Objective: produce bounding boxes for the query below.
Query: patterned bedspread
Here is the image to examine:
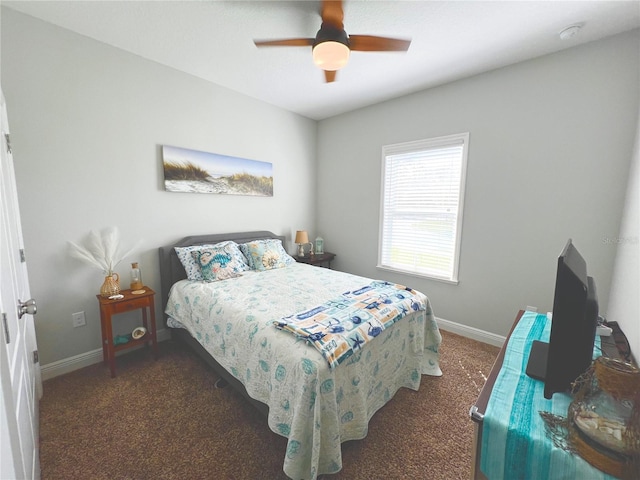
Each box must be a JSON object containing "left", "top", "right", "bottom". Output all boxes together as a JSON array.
[
  {"left": 276, "top": 281, "right": 426, "bottom": 368},
  {"left": 166, "top": 263, "right": 442, "bottom": 480}
]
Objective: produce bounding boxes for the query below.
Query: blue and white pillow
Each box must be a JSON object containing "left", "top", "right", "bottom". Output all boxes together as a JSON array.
[
  {"left": 239, "top": 239, "right": 295, "bottom": 271},
  {"left": 175, "top": 241, "right": 249, "bottom": 281}
]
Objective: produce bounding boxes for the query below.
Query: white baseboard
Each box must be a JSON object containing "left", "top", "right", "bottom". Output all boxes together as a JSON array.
[
  {"left": 436, "top": 316, "right": 505, "bottom": 348},
  {"left": 42, "top": 321, "right": 503, "bottom": 381},
  {"left": 41, "top": 328, "right": 171, "bottom": 381}
]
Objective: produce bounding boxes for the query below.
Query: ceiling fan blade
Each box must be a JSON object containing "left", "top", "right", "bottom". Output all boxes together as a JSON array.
[
  {"left": 254, "top": 38, "right": 315, "bottom": 47},
  {"left": 324, "top": 70, "right": 337, "bottom": 83},
  {"left": 321, "top": 0, "right": 344, "bottom": 29},
  {"left": 349, "top": 35, "right": 411, "bottom": 52}
]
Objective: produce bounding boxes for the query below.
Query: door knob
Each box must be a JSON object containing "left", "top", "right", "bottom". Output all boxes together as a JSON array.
[{"left": 18, "top": 299, "right": 37, "bottom": 319}]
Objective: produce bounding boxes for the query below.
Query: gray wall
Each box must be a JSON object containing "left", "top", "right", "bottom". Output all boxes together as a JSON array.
[
  {"left": 607, "top": 113, "right": 639, "bottom": 360},
  {"left": 317, "top": 29, "right": 640, "bottom": 337},
  {"left": 1, "top": 9, "right": 317, "bottom": 365}
]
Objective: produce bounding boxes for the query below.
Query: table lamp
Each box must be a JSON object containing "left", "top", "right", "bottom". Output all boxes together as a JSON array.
[{"left": 295, "top": 230, "right": 311, "bottom": 257}]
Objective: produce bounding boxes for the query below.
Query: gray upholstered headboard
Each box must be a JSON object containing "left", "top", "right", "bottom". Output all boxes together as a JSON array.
[{"left": 158, "top": 231, "right": 286, "bottom": 317}]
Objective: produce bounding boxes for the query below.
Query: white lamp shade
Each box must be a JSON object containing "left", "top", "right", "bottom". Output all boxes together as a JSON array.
[{"left": 312, "top": 41, "right": 350, "bottom": 71}]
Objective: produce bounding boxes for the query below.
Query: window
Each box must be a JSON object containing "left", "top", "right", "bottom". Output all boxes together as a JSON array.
[{"left": 378, "top": 133, "right": 469, "bottom": 283}]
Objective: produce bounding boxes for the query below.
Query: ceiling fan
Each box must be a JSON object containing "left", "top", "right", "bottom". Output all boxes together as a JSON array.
[{"left": 254, "top": 0, "right": 411, "bottom": 83}]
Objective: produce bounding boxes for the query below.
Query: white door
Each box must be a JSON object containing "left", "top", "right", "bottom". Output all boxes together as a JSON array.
[{"left": 0, "top": 87, "right": 41, "bottom": 480}]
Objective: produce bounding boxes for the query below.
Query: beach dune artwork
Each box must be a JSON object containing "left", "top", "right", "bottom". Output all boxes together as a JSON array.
[{"left": 162, "top": 145, "right": 273, "bottom": 197}]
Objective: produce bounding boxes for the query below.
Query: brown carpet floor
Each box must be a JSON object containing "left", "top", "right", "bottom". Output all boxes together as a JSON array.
[{"left": 39, "top": 330, "right": 499, "bottom": 480}]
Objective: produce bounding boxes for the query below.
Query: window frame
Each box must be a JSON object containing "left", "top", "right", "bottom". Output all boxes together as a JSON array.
[{"left": 377, "top": 132, "right": 470, "bottom": 284}]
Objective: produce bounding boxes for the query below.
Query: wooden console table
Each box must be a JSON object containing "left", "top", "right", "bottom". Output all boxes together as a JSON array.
[{"left": 470, "top": 310, "right": 629, "bottom": 480}]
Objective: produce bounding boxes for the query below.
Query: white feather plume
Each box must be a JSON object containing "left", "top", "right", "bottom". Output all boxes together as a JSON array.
[
  {"left": 68, "top": 227, "right": 139, "bottom": 274},
  {"left": 102, "top": 226, "right": 119, "bottom": 272},
  {"left": 68, "top": 240, "right": 109, "bottom": 271}
]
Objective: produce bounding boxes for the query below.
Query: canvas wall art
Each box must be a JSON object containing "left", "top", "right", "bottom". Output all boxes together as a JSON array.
[{"left": 162, "top": 145, "right": 273, "bottom": 197}]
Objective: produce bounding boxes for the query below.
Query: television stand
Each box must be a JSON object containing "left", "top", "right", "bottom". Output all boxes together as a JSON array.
[{"left": 470, "top": 310, "right": 632, "bottom": 480}]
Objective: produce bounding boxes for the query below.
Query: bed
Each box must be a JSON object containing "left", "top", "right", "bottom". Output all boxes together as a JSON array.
[{"left": 159, "top": 231, "right": 442, "bottom": 480}]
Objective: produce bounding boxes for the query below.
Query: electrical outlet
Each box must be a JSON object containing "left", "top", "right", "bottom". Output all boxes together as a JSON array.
[{"left": 72, "top": 311, "right": 86, "bottom": 327}]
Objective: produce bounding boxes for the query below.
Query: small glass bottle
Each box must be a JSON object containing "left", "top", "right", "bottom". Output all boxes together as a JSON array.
[
  {"left": 315, "top": 237, "right": 324, "bottom": 254},
  {"left": 130, "top": 262, "right": 143, "bottom": 290}
]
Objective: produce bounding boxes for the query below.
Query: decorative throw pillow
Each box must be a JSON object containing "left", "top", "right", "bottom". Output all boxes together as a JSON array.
[
  {"left": 175, "top": 241, "right": 248, "bottom": 280},
  {"left": 190, "top": 243, "right": 246, "bottom": 282},
  {"left": 239, "top": 239, "right": 295, "bottom": 271}
]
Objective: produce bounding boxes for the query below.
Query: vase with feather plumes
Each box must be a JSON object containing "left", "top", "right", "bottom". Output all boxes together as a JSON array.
[
  {"left": 100, "top": 272, "right": 120, "bottom": 298},
  {"left": 69, "top": 227, "right": 139, "bottom": 296}
]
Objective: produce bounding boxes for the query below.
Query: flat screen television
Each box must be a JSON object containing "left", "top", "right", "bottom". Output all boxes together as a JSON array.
[{"left": 525, "top": 239, "right": 599, "bottom": 399}]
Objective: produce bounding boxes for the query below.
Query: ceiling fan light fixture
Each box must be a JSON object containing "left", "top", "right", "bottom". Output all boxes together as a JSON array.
[
  {"left": 313, "top": 41, "right": 350, "bottom": 71},
  {"left": 313, "top": 25, "right": 350, "bottom": 71},
  {"left": 253, "top": 2, "right": 410, "bottom": 82}
]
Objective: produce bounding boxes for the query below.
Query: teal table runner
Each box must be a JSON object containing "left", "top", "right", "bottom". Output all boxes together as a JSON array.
[{"left": 480, "top": 310, "right": 615, "bottom": 479}]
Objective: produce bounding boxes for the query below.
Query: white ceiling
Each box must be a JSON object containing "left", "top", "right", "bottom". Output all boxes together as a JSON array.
[{"left": 4, "top": 1, "right": 639, "bottom": 120}]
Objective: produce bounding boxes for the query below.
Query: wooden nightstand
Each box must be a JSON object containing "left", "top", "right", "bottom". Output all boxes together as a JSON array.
[
  {"left": 96, "top": 287, "right": 158, "bottom": 378},
  {"left": 295, "top": 252, "right": 336, "bottom": 269}
]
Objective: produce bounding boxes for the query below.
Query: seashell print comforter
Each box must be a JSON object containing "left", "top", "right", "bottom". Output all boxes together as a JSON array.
[{"left": 166, "top": 263, "right": 442, "bottom": 480}]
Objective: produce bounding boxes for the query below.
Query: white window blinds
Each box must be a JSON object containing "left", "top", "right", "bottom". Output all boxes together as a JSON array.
[{"left": 378, "top": 133, "right": 469, "bottom": 283}]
